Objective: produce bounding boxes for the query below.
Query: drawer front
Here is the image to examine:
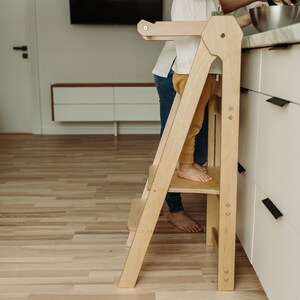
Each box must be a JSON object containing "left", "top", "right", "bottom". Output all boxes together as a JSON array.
[
  {"left": 241, "top": 49, "right": 262, "bottom": 92},
  {"left": 54, "top": 105, "right": 114, "bottom": 121},
  {"left": 114, "top": 87, "right": 158, "bottom": 104},
  {"left": 115, "top": 104, "right": 160, "bottom": 121},
  {"left": 238, "top": 90, "right": 262, "bottom": 180},
  {"left": 53, "top": 87, "right": 114, "bottom": 104},
  {"left": 256, "top": 98, "right": 300, "bottom": 233},
  {"left": 260, "top": 44, "right": 300, "bottom": 105},
  {"left": 253, "top": 186, "right": 300, "bottom": 300}
]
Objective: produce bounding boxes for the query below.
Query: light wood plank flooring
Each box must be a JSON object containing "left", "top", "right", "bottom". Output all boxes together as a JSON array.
[{"left": 0, "top": 134, "right": 267, "bottom": 300}]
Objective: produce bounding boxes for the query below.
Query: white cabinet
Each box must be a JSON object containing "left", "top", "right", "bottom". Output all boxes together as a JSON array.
[
  {"left": 51, "top": 83, "right": 160, "bottom": 123},
  {"left": 238, "top": 91, "right": 261, "bottom": 180},
  {"left": 239, "top": 45, "right": 300, "bottom": 300},
  {"left": 240, "top": 49, "right": 262, "bottom": 92},
  {"left": 260, "top": 44, "right": 300, "bottom": 105},
  {"left": 237, "top": 90, "right": 261, "bottom": 261},
  {"left": 256, "top": 98, "right": 300, "bottom": 233},
  {"left": 52, "top": 86, "right": 114, "bottom": 121},
  {"left": 252, "top": 186, "right": 300, "bottom": 300}
]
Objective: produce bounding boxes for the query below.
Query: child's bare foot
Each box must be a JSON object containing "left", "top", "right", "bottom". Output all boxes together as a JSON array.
[
  {"left": 167, "top": 211, "right": 202, "bottom": 233},
  {"left": 193, "top": 163, "right": 207, "bottom": 173},
  {"left": 177, "top": 163, "right": 212, "bottom": 182}
]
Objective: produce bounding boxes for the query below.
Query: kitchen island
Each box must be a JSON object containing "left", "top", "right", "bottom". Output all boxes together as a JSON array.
[{"left": 238, "top": 23, "right": 300, "bottom": 300}]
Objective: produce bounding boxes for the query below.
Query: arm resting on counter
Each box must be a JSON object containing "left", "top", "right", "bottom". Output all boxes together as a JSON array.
[{"left": 236, "top": 13, "right": 252, "bottom": 28}]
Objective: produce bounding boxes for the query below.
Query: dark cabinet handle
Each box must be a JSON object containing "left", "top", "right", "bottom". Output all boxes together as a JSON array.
[
  {"left": 240, "top": 87, "right": 249, "bottom": 93},
  {"left": 242, "top": 49, "right": 250, "bottom": 53},
  {"left": 13, "top": 46, "right": 28, "bottom": 51},
  {"left": 266, "top": 97, "right": 290, "bottom": 107},
  {"left": 238, "top": 162, "right": 246, "bottom": 174},
  {"left": 269, "top": 44, "right": 291, "bottom": 50},
  {"left": 262, "top": 198, "right": 283, "bottom": 220}
]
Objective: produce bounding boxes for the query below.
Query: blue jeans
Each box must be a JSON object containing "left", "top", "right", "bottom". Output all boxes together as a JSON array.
[{"left": 154, "top": 70, "right": 208, "bottom": 213}]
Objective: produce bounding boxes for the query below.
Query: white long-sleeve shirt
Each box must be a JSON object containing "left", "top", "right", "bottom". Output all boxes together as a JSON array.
[
  {"left": 152, "top": 41, "right": 176, "bottom": 78},
  {"left": 171, "top": 0, "right": 222, "bottom": 75}
]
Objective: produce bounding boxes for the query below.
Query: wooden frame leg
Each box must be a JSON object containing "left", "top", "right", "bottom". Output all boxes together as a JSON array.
[
  {"left": 206, "top": 194, "right": 219, "bottom": 246},
  {"left": 118, "top": 188, "right": 167, "bottom": 287},
  {"left": 201, "top": 17, "right": 241, "bottom": 291},
  {"left": 206, "top": 96, "right": 219, "bottom": 246},
  {"left": 126, "top": 231, "right": 135, "bottom": 247}
]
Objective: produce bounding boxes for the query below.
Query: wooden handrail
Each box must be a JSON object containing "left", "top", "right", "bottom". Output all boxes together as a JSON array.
[{"left": 137, "top": 20, "right": 208, "bottom": 40}]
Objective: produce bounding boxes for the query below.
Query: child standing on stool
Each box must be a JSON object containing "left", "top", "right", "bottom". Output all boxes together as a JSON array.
[{"left": 172, "top": 0, "right": 253, "bottom": 183}]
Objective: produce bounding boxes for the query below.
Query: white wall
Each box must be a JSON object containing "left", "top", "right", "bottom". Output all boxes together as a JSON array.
[
  {"left": 0, "top": 0, "right": 33, "bottom": 133},
  {"left": 35, "top": 0, "right": 172, "bottom": 134}
]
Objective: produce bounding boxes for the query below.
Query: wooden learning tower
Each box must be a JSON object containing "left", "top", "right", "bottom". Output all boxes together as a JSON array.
[{"left": 119, "top": 16, "right": 243, "bottom": 291}]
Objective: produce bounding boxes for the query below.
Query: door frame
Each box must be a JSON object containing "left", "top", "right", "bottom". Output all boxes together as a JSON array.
[{"left": 27, "top": 0, "right": 42, "bottom": 134}]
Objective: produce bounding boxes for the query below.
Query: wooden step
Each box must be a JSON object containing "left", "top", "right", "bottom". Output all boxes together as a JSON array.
[
  {"left": 169, "top": 166, "right": 220, "bottom": 194},
  {"left": 128, "top": 167, "right": 220, "bottom": 234},
  {"left": 148, "top": 166, "right": 220, "bottom": 195}
]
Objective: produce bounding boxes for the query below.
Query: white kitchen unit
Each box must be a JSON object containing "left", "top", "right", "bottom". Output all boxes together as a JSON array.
[
  {"left": 239, "top": 31, "right": 300, "bottom": 300},
  {"left": 114, "top": 86, "right": 160, "bottom": 121},
  {"left": 236, "top": 89, "right": 261, "bottom": 261},
  {"left": 51, "top": 83, "right": 160, "bottom": 134}
]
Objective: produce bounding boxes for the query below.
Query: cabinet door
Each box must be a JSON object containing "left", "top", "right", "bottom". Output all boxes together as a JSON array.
[
  {"left": 252, "top": 186, "right": 300, "bottom": 300},
  {"left": 114, "top": 87, "right": 160, "bottom": 121},
  {"left": 114, "top": 104, "right": 160, "bottom": 121},
  {"left": 240, "top": 49, "right": 262, "bottom": 92},
  {"left": 53, "top": 87, "right": 114, "bottom": 104},
  {"left": 256, "top": 98, "right": 300, "bottom": 233},
  {"left": 238, "top": 90, "right": 261, "bottom": 180},
  {"left": 236, "top": 90, "right": 261, "bottom": 261},
  {"left": 114, "top": 87, "right": 158, "bottom": 104},
  {"left": 54, "top": 105, "right": 114, "bottom": 121},
  {"left": 236, "top": 173, "right": 256, "bottom": 262},
  {"left": 260, "top": 44, "right": 300, "bottom": 105}
]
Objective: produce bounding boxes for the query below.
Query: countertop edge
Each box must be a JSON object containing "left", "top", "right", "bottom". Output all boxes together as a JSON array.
[{"left": 242, "top": 22, "right": 300, "bottom": 49}]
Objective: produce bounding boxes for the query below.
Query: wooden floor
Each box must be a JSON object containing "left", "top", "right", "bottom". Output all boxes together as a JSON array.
[{"left": 0, "top": 134, "right": 267, "bottom": 300}]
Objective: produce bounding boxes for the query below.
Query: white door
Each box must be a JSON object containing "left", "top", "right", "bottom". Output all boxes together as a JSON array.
[{"left": 0, "top": 0, "right": 33, "bottom": 133}]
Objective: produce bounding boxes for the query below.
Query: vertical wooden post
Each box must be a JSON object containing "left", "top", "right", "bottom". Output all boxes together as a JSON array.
[
  {"left": 206, "top": 96, "right": 219, "bottom": 246},
  {"left": 202, "top": 16, "right": 242, "bottom": 290}
]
